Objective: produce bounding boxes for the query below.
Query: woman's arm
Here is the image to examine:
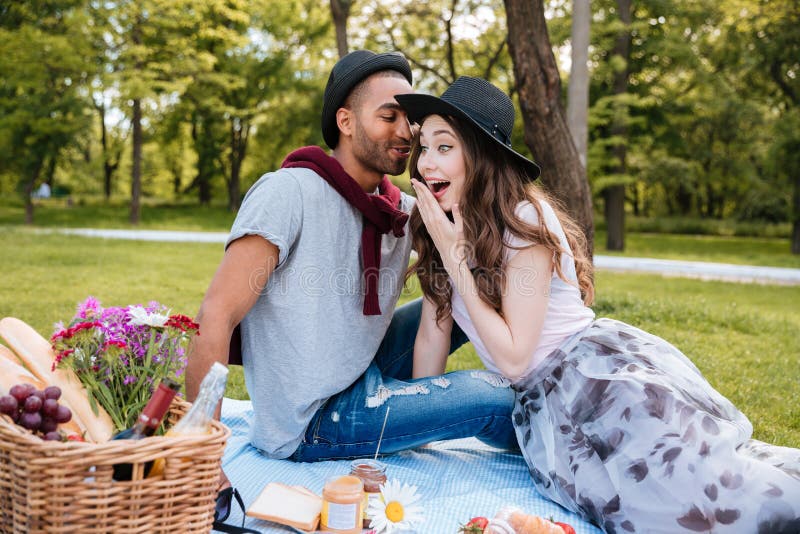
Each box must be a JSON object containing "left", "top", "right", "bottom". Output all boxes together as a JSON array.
[
  {"left": 450, "top": 244, "right": 551, "bottom": 380},
  {"left": 411, "top": 179, "right": 551, "bottom": 380},
  {"left": 412, "top": 296, "right": 453, "bottom": 378}
]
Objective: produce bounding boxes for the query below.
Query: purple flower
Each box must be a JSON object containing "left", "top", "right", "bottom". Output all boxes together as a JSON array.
[
  {"left": 77, "top": 296, "right": 101, "bottom": 319},
  {"left": 123, "top": 375, "right": 137, "bottom": 385}
]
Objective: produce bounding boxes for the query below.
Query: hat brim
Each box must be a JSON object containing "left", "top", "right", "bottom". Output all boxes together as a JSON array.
[
  {"left": 322, "top": 53, "right": 413, "bottom": 149},
  {"left": 395, "top": 93, "right": 541, "bottom": 180}
]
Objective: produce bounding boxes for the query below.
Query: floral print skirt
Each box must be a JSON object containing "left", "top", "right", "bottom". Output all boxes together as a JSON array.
[{"left": 512, "top": 318, "right": 800, "bottom": 533}]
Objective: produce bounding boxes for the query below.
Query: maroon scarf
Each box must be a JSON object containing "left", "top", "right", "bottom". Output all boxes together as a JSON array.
[{"left": 281, "top": 146, "right": 408, "bottom": 315}]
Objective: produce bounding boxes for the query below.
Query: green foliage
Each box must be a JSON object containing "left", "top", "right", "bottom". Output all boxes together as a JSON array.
[
  {"left": 0, "top": 1, "right": 92, "bottom": 211},
  {"left": 0, "top": 0, "right": 797, "bottom": 244}
]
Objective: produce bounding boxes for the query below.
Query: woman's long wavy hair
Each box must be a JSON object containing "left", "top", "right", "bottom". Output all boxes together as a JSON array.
[{"left": 406, "top": 114, "right": 594, "bottom": 324}]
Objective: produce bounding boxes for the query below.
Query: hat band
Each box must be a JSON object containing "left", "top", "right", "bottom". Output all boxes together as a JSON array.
[{"left": 466, "top": 111, "right": 511, "bottom": 146}]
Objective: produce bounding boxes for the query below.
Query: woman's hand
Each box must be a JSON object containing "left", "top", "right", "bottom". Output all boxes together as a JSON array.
[{"left": 410, "top": 178, "right": 467, "bottom": 275}]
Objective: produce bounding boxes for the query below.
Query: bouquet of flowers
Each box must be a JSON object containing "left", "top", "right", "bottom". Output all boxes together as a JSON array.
[{"left": 50, "top": 297, "right": 199, "bottom": 432}]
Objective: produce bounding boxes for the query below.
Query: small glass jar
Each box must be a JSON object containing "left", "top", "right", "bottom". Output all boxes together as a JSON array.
[
  {"left": 350, "top": 459, "right": 387, "bottom": 528},
  {"left": 321, "top": 475, "right": 363, "bottom": 533}
]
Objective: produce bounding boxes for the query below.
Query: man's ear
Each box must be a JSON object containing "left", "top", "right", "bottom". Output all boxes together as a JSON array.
[{"left": 336, "top": 107, "right": 354, "bottom": 139}]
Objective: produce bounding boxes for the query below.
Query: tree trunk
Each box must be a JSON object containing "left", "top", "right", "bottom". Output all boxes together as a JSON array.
[
  {"left": 604, "top": 187, "right": 625, "bottom": 249},
  {"left": 130, "top": 98, "right": 142, "bottom": 224},
  {"left": 503, "top": 0, "right": 594, "bottom": 258},
  {"left": 228, "top": 118, "right": 249, "bottom": 212},
  {"left": 44, "top": 153, "right": 57, "bottom": 187},
  {"left": 792, "top": 170, "right": 800, "bottom": 254},
  {"left": 129, "top": 13, "right": 143, "bottom": 225},
  {"left": 605, "top": 0, "right": 631, "bottom": 251},
  {"left": 97, "top": 102, "right": 117, "bottom": 200},
  {"left": 330, "top": 0, "right": 350, "bottom": 58},
  {"left": 23, "top": 159, "right": 44, "bottom": 225},
  {"left": 567, "top": 0, "right": 590, "bottom": 168}
]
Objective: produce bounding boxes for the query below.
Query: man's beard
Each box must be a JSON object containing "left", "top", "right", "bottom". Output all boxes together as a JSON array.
[{"left": 352, "top": 120, "right": 408, "bottom": 177}]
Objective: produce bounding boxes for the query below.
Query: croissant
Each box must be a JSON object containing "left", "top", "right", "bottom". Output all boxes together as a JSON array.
[{"left": 485, "top": 507, "right": 565, "bottom": 534}]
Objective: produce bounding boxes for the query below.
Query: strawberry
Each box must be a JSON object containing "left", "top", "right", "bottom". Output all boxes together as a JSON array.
[
  {"left": 554, "top": 521, "right": 576, "bottom": 534},
  {"left": 459, "top": 516, "right": 489, "bottom": 533}
]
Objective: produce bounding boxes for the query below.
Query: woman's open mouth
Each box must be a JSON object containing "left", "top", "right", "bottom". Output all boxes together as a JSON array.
[{"left": 425, "top": 178, "right": 451, "bottom": 199}]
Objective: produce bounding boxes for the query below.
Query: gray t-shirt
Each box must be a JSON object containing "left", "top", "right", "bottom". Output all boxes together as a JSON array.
[{"left": 226, "top": 167, "right": 415, "bottom": 458}]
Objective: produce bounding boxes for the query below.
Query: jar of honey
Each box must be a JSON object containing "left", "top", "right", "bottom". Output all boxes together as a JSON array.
[
  {"left": 321, "top": 475, "right": 363, "bottom": 533},
  {"left": 350, "top": 459, "right": 387, "bottom": 528}
]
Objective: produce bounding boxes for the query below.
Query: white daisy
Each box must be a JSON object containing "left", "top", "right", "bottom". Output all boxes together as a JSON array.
[
  {"left": 367, "top": 479, "right": 425, "bottom": 533},
  {"left": 128, "top": 305, "right": 169, "bottom": 327}
]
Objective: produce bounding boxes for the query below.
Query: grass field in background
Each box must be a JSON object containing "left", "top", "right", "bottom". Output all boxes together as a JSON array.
[
  {"left": 1, "top": 228, "right": 798, "bottom": 447},
  {"left": 2, "top": 199, "right": 799, "bottom": 268},
  {"left": 0, "top": 198, "right": 237, "bottom": 231},
  {"left": 594, "top": 230, "right": 800, "bottom": 268}
]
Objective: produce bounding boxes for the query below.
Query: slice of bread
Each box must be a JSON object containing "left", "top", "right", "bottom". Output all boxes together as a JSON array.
[
  {"left": 0, "top": 343, "right": 86, "bottom": 438},
  {"left": 246, "top": 482, "right": 321, "bottom": 532},
  {"left": 0, "top": 317, "right": 115, "bottom": 442}
]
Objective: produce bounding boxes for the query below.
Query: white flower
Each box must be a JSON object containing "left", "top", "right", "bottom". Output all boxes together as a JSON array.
[
  {"left": 367, "top": 479, "right": 424, "bottom": 534},
  {"left": 128, "top": 305, "right": 169, "bottom": 327}
]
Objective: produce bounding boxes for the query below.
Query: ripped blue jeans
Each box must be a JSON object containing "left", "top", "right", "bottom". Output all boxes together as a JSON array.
[{"left": 290, "top": 298, "right": 519, "bottom": 462}]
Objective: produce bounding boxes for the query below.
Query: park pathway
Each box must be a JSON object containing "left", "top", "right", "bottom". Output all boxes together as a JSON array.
[{"left": 45, "top": 227, "right": 800, "bottom": 286}]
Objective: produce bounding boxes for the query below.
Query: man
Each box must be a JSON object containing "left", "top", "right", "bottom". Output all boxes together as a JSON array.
[{"left": 186, "top": 51, "right": 517, "bottom": 481}]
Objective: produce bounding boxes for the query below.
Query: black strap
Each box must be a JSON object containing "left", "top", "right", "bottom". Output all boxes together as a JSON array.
[
  {"left": 213, "top": 488, "right": 260, "bottom": 534},
  {"left": 212, "top": 522, "right": 260, "bottom": 534}
]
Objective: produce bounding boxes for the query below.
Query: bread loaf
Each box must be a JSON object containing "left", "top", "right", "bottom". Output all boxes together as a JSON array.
[
  {"left": 0, "top": 343, "right": 86, "bottom": 438},
  {"left": 0, "top": 343, "right": 44, "bottom": 395},
  {"left": 246, "top": 482, "right": 322, "bottom": 532},
  {"left": 0, "top": 317, "right": 114, "bottom": 442}
]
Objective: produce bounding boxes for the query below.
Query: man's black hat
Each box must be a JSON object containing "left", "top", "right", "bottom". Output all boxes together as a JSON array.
[
  {"left": 395, "top": 76, "right": 541, "bottom": 180},
  {"left": 322, "top": 50, "right": 413, "bottom": 149}
]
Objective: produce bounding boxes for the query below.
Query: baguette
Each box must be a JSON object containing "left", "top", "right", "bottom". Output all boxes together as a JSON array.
[
  {"left": 246, "top": 482, "right": 321, "bottom": 532},
  {"left": 0, "top": 317, "right": 114, "bottom": 442},
  {"left": 0, "top": 343, "right": 86, "bottom": 438},
  {"left": 0, "top": 343, "right": 45, "bottom": 395}
]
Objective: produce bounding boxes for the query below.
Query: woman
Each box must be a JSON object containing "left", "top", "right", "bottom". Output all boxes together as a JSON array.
[{"left": 395, "top": 77, "right": 800, "bottom": 533}]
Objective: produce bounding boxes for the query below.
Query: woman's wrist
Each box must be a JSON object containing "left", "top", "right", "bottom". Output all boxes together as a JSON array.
[{"left": 447, "top": 256, "right": 472, "bottom": 292}]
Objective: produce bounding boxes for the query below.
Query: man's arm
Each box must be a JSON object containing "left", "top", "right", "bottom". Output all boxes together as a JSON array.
[{"left": 185, "top": 234, "right": 279, "bottom": 401}]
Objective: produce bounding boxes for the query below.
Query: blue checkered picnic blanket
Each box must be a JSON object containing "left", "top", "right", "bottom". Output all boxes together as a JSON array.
[{"left": 219, "top": 398, "right": 602, "bottom": 534}]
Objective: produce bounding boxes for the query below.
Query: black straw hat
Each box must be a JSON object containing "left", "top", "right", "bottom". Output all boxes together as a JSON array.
[
  {"left": 321, "top": 50, "right": 413, "bottom": 149},
  {"left": 395, "top": 76, "right": 541, "bottom": 180}
]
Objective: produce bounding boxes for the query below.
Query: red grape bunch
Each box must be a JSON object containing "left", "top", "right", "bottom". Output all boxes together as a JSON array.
[{"left": 0, "top": 383, "right": 72, "bottom": 441}]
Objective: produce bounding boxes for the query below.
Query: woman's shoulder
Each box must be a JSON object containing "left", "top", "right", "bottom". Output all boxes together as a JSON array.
[{"left": 513, "top": 198, "right": 559, "bottom": 228}]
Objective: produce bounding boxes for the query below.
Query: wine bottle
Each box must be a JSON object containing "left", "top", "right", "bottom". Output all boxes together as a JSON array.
[
  {"left": 112, "top": 378, "right": 181, "bottom": 480},
  {"left": 147, "top": 363, "right": 228, "bottom": 478}
]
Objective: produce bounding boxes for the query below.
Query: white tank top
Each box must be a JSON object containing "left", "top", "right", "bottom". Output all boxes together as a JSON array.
[{"left": 450, "top": 199, "right": 595, "bottom": 379}]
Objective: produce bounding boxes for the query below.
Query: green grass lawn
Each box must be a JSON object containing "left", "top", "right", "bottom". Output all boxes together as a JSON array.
[
  {"left": 3, "top": 199, "right": 799, "bottom": 267},
  {"left": 595, "top": 230, "right": 800, "bottom": 268},
  {"left": 1, "top": 229, "right": 798, "bottom": 447},
  {"left": 0, "top": 198, "right": 237, "bottom": 231}
]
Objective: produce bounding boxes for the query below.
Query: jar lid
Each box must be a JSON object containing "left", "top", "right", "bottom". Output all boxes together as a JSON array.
[
  {"left": 350, "top": 459, "right": 387, "bottom": 475},
  {"left": 323, "top": 475, "right": 364, "bottom": 497}
]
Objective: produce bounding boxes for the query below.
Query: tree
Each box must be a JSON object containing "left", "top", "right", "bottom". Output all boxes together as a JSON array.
[
  {"left": 358, "top": 0, "right": 511, "bottom": 93},
  {"left": 603, "top": 0, "right": 631, "bottom": 251},
  {"left": 93, "top": 97, "right": 128, "bottom": 199},
  {"left": 0, "top": 1, "right": 91, "bottom": 223},
  {"left": 567, "top": 0, "right": 590, "bottom": 168},
  {"left": 503, "top": 0, "right": 594, "bottom": 256},
  {"left": 101, "top": 0, "right": 215, "bottom": 222},
  {"left": 729, "top": 0, "right": 800, "bottom": 252},
  {"left": 330, "top": 0, "right": 352, "bottom": 58}
]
